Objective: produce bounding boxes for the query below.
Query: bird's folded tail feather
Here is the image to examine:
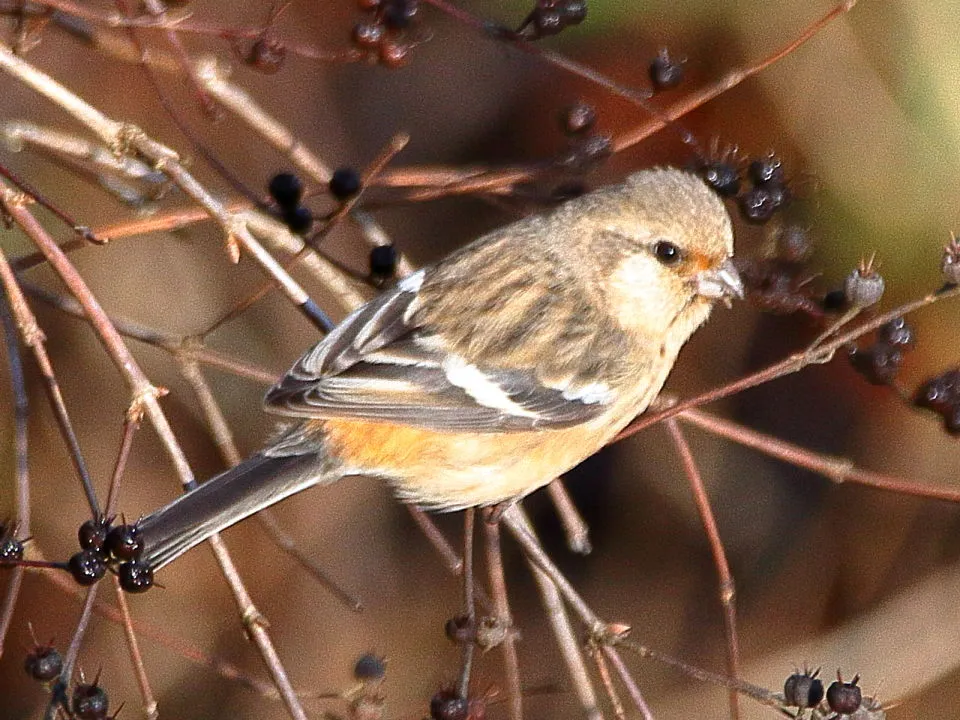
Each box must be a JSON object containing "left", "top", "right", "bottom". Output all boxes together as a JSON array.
[{"left": 139, "top": 452, "right": 339, "bottom": 570}]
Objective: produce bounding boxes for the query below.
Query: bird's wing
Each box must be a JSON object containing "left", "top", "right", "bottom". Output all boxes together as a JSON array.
[{"left": 264, "top": 270, "right": 616, "bottom": 432}]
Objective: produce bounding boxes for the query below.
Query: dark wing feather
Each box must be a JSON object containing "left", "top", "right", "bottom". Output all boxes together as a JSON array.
[{"left": 264, "top": 270, "right": 614, "bottom": 432}]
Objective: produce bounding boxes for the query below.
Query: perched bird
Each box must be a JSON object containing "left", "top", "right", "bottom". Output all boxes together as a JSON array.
[{"left": 139, "top": 168, "right": 742, "bottom": 570}]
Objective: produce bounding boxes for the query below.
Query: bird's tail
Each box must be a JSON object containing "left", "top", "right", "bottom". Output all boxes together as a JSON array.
[{"left": 139, "top": 451, "right": 340, "bottom": 571}]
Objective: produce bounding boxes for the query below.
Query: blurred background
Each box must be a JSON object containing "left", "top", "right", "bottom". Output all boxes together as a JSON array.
[{"left": 0, "top": 0, "right": 958, "bottom": 718}]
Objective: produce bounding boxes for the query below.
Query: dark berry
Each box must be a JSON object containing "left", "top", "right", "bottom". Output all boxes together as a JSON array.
[
  {"left": 748, "top": 155, "right": 785, "bottom": 185},
  {"left": 945, "top": 403, "right": 960, "bottom": 436},
  {"left": 68, "top": 550, "right": 107, "bottom": 586},
  {"left": 247, "top": 37, "right": 286, "bottom": 74},
  {"left": 0, "top": 535, "right": 24, "bottom": 561},
  {"left": 877, "top": 317, "right": 914, "bottom": 348},
  {"left": 282, "top": 206, "right": 314, "bottom": 235},
  {"left": 649, "top": 48, "right": 683, "bottom": 91},
  {"left": 533, "top": 9, "right": 564, "bottom": 36},
  {"left": 353, "top": 653, "right": 386, "bottom": 680},
  {"left": 701, "top": 162, "right": 741, "bottom": 197},
  {"left": 72, "top": 682, "right": 109, "bottom": 720},
  {"left": 78, "top": 519, "right": 110, "bottom": 552},
  {"left": 561, "top": 0, "right": 587, "bottom": 26},
  {"left": 739, "top": 185, "right": 782, "bottom": 224},
  {"left": 105, "top": 523, "right": 144, "bottom": 561},
  {"left": 382, "top": 0, "right": 419, "bottom": 30},
  {"left": 826, "top": 674, "right": 862, "bottom": 714},
  {"left": 352, "top": 21, "right": 385, "bottom": 49},
  {"left": 268, "top": 173, "right": 303, "bottom": 210},
  {"left": 783, "top": 670, "right": 824, "bottom": 709},
  {"left": 329, "top": 167, "right": 362, "bottom": 200},
  {"left": 118, "top": 561, "right": 154, "bottom": 594},
  {"left": 24, "top": 646, "right": 63, "bottom": 682},
  {"left": 369, "top": 244, "right": 398, "bottom": 282},
  {"left": 560, "top": 102, "right": 596, "bottom": 136},
  {"left": 822, "top": 289, "right": 847, "bottom": 312},
  {"left": 913, "top": 369, "right": 959, "bottom": 413},
  {"left": 775, "top": 225, "right": 813, "bottom": 264},
  {"left": 430, "top": 689, "right": 468, "bottom": 720},
  {"left": 849, "top": 343, "right": 902, "bottom": 386}
]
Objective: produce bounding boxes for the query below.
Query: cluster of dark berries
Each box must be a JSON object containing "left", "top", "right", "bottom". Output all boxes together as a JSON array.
[
  {"left": 734, "top": 225, "right": 823, "bottom": 317},
  {"left": 72, "top": 678, "right": 113, "bottom": 720},
  {"left": 649, "top": 48, "right": 684, "bottom": 92},
  {"left": 783, "top": 669, "right": 865, "bottom": 716},
  {"left": 69, "top": 517, "right": 153, "bottom": 593},
  {"left": 351, "top": 0, "right": 420, "bottom": 68},
  {"left": 0, "top": 522, "right": 25, "bottom": 562},
  {"left": 914, "top": 368, "right": 960, "bottom": 436},
  {"left": 555, "top": 101, "right": 611, "bottom": 174},
  {"left": 517, "top": 0, "right": 587, "bottom": 39},
  {"left": 700, "top": 152, "right": 792, "bottom": 225},
  {"left": 268, "top": 173, "right": 313, "bottom": 234},
  {"left": 847, "top": 316, "right": 913, "bottom": 386}
]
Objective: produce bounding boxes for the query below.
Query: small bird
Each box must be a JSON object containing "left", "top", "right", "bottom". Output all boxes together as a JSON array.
[{"left": 139, "top": 168, "right": 742, "bottom": 570}]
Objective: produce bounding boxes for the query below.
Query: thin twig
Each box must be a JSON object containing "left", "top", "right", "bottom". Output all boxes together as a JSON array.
[
  {"left": 481, "top": 513, "right": 522, "bottom": 720},
  {"left": 457, "top": 508, "right": 476, "bottom": 699},
  {"left": 665, "top": 419, "right": 740, "bottom": 720},
  {"left": 546, "top": 480, "right": 591, "bottom": 555},
  {"left": 111, "top": 576, "right": 158, "bottom": 719}
]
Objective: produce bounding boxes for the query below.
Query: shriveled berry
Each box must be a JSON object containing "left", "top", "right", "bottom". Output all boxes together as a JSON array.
[
  {"left": 78, "top": 519, "right": 110, "bottom": 552},
  {"left": 354, "top": 653, "right": 386, "bottom": 680},
  {"left": 649, "top": 48, "right": 683, "bottom": 91},
  {"left": 73, "top": 682, "right": 109, "bottom": 720},
  {"left": 118, "top": 560, "right": 154, "bottom": 594},
  {"left": 560, "top": 101, "right": 596, "bottom": 136},
  {"left": 24, "top": 646, "right": 63, "bottom": 682},
  {"left": 748, "top": 155, "right": 785, "bottom": 185},
  {"left": 248, "top": 37, "right": 286, "bottom": 74},
  {"left": 877, "top": 317, "right": 914, "bottom": 348},
  {"left": 283, "top": 206, "right": 314, "bottom": 234},
  {"left": 783, "top": 670, "right": 824, "bottom": 709},
  {"left": 826, "top": 674, "right": 862, "bottom": 714},
  {"left": 430, "top": 689, "right": 468, "bottom": 720},
  {"left": 268, "top": 173, "right": 303, "bottom": 210},
  {"left": 68, "top": 550, "right": 107, "bottom": 586},
  {"left": 329, "top": 167, "right": 362, "bottom": 199},
  {"left": 352, "top": 21, "right": 385, "bottom": 49},
  {"left": 105, "top": 523, "right": 144, "bottom": 561},
  {"left": 844, "top": 262, "right": 885, "bottom": 308},
  {"left": 369, "top": 244, "right": 398, "bottom": 282},
  {"left": 701, "top": 162, "right": 741, "bottom": 197}
]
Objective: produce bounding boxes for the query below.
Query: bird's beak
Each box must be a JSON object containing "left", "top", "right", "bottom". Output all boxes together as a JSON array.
[{"left": 696, "top": 258, "right": 744, "bottom": 304}]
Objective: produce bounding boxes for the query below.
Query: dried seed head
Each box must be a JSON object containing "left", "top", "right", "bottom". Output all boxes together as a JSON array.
[
  {"left": 844, "top": 255, "right": 884, "bottom": 308},
  {"left": 783, "top": 668, "right": 824, "bottom": 709}
]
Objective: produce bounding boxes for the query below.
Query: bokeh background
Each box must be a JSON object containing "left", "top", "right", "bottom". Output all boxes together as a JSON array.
[{"left": 0, "top": 0, "right": 958, "bottom": 718}]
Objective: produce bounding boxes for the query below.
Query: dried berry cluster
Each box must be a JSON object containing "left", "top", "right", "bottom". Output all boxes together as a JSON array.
[
  {"left": 701, "top": 152, "right": 792, "bottom": 225},
  {"left": 351, "top": 0, "right": 422, "bottom": 68},
  {"left": 734, "top": 224, "right": 823, "bottom": 317},
  {"left": 847, "top": 316, "right": 913, "bottom": 386},
  {"left": 69, "top": 518, "right": 153, "bottom": 593},
  {"left": 783, "top": 669, "right": 868, "bottom": 717},
  {"left": 0, "top": 522, "right": 25, "bottom": 561}
]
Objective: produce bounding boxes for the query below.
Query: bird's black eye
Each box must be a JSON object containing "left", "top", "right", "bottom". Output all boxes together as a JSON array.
[{"left": 653, "top": 240, "right": 682, "bottom": 266}]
